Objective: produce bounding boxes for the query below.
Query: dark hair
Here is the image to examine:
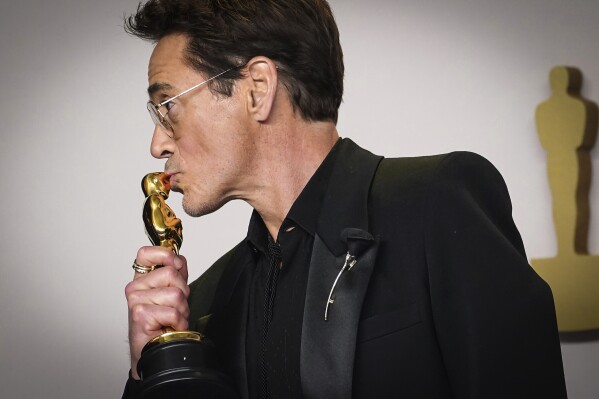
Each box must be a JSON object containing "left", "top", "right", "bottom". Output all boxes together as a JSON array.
[{"left": 125, "top": 0, "right": 344, "bottom": 123}]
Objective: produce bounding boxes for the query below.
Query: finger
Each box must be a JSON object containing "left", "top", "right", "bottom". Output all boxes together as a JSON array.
[
  {"left": 127, "top": 286, "right": 190, "bottom": 320},
  {"left": 128, "top": 304, "right": 188, "bottom": 379},
  {"left": 130, "top": 303, "right": 189, "bottom": 335},
  {"left": 127, "top": 265, "right": 190, "bottom": 297},
  {"left": 175, "top": 255, "right": 188, "bottom": 280},
  {"left": 132, "top": 247, "right": 188, "bottom": 280},
  {"left": 134, "top": 246, "right": 177, "bottom": 269}
]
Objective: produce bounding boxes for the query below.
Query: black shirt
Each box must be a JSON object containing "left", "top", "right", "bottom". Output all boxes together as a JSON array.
[{"left": 245, "top": 141, "right": 339, "bottom": 399}]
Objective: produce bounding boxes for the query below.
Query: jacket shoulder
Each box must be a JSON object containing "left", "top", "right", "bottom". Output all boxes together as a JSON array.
[
  {"left": 372, "top": 151, "right": 506, "bottom": 198},
  {"left": 368, "top": 151, "right": 513, "bottom": 250},
  {"left": 377, "top": 151, "right": 497, "bottom": 178}
]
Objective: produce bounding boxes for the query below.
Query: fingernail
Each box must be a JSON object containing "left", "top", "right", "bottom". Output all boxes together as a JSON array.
[{"left": 174, "top": 257, "right": 183, "bottom": 270}]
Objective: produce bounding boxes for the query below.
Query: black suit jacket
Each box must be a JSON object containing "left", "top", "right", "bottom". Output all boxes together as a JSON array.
[{"left": 187, "top": 139, "right": 567, "bottom": 399}]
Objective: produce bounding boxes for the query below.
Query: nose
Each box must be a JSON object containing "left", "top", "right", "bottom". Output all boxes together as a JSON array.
[{"left": 150, "top": 125, "right": 174, "bottom": 159}]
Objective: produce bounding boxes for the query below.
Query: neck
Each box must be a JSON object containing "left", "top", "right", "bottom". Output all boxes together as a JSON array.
[{"left": 244, "top": 119, "right": 339, "bottom": 240}]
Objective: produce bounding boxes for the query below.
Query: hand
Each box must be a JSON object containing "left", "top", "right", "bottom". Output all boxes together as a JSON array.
[{"left": 125, "top": 246, "right": 190, "bottom": 380}]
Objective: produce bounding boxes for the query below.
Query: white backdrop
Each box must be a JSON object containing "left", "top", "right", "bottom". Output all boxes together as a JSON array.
[{"left": 0, "top": 0, "right": 597, "bottom": 397}]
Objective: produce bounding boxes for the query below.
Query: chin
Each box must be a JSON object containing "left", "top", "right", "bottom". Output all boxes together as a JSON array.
[{"left": 182, "top": 193, "right": 227, "bottom": 218}]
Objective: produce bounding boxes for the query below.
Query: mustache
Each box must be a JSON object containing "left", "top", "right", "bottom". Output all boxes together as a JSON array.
[{"left": 164, "top": 160, "right": 178, "bottom": 173}]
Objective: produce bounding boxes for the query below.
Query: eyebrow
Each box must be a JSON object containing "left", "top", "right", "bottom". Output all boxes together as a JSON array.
[{"left": 147, "top": 82, "right": 175, "bottom": 97}]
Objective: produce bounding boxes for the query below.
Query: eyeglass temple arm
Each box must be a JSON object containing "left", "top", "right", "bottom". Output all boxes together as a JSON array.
[{"left": 158, "top": 66, "right": 237, "bottom": 107}]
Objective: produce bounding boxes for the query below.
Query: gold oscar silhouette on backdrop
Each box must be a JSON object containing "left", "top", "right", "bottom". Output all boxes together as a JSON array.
[{"left": 532, "top": 66, "right": 599, "bottom": 332}]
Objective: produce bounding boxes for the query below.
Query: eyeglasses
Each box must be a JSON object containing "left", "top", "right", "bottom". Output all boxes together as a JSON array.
[{"left": 146, "top": 66, "right": 237, "bottom": 136}]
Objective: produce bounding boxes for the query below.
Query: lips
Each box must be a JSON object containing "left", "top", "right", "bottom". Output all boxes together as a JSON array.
[{"left": 165, "top": 172, "right": 180, "bottom": 191}]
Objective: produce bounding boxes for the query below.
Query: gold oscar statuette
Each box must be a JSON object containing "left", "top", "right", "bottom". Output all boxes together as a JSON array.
[
  {"left": 141, "top": 172, "right": 201, "bottom": 345},
  {"left": 133, "top": 172, "right": 238, "bottom": 399}
]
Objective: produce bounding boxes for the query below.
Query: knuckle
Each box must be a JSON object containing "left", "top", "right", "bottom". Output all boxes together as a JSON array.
[
  {"left": 162, "top": 266, "right": 178, "bottom": 280},
  {"left": 169, "top": 287, "right": 186, "bottom": 304},
  {"left": 167, "top": 307, "right": 180, "bottom": 322},
  {"left": 136, "top": 247, "right": 150, "bottom": 261},
  {"left": 130, "top": 304, "right": 147, "bottom": 323},
  {"left": 127, "top": 289, "right": 141, "bottom": 304},
  {"left": 164, "top": 251, "right": 177, "bottom": 264},
  {"left": 125, "top": 280, "right": 139, "bottom": 297}
]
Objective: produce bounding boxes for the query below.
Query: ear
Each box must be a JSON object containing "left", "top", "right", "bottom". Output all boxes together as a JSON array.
[{"left": 244, "top": 57, "right": 278, "bottom": 122}]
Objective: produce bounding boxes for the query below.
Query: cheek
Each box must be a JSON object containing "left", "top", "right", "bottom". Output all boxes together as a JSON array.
[
  {"left": 174, "top": 131, "right": 205, "bottom": 163},
  {"left": 176, "top": 97, "right": 247, "bottom": 169}
]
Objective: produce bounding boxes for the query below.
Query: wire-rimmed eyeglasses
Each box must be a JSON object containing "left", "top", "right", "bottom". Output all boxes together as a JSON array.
[{"left": 146, "top": 66, "right": 238, "bottom": 137}]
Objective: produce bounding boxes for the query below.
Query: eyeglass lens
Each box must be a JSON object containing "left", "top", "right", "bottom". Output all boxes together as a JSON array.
[{"left": 147, "top": 102, "right": 173, "bottom": 135}]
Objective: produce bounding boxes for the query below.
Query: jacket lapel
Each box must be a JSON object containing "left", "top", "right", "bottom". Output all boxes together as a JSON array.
[
  {"left": 204, "top": 245, "right": 255, "bottom": 399},
  {"left": 300, "top": 139, "right": 383, "bottom": 399}
]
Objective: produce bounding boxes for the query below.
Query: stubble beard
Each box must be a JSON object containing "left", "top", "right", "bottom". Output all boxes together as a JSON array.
[{"left": 181, "top": 189, "right": 228, "bottom": 218}]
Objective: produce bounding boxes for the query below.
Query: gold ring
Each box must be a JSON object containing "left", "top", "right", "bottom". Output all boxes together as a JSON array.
[{"left": 132, "top": 260, "right": 154, "bottom": 274}]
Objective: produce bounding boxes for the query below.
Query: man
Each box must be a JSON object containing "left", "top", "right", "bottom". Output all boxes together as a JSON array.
[{"left": 123, "top": 1, "right": 567, "bottom": 398}]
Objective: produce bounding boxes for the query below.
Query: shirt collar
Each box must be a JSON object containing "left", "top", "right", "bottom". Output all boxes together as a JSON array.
[{"left": 246, "top": 138, "right": 341, "bottom": 251}]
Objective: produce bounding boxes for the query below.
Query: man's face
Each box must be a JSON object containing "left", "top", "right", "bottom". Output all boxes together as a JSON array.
[{"left": 147, "top": 34, "right": 255, "bottom": 217}]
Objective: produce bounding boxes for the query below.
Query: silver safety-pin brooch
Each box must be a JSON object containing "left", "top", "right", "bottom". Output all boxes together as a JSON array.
[
  {"left": 325, "top": 251, "right": 358, "bottom": 321},
  {"left": 324, "top": 228, "right": 374, "bottom": 321}
]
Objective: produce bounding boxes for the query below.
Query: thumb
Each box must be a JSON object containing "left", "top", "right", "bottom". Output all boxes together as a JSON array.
[{"left": 174, "top": 255, "right": 188, "bottom": 280}]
